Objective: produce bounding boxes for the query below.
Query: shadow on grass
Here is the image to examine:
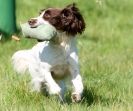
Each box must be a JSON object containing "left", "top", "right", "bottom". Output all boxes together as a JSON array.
[
  {"left": 64, "top": 86, "right": 98, "bottom": 106},
  {"left": 11, "top": 81, "right": 117, "bottom": 106},
  {"left": 64, "top": 85, "right": 117, "bottom": 106},
  {"left": 81, "top": 86, "right": 97, "bottom": 105}
]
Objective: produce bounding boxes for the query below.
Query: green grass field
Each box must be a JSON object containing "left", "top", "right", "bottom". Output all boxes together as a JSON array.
[{"left": 0, "top": 0, "right": 133, "bottom": 110}]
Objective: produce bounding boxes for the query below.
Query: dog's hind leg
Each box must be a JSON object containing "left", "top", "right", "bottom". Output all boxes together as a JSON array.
[
  {"left": 12, "top": 50, "right": 32, "bottom": 74},
  {"left": 28, "top": 63, "right": 44, "bottom": 92}
]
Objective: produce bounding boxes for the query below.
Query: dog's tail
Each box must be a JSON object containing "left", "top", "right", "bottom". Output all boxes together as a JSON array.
[{"left": 12, "top": 50, "right": 31, "bottom": 74}]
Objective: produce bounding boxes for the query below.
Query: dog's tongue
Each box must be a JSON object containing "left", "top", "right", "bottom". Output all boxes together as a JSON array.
[{"left": 20, "top": 23, "right": 57, "bottom": 41}]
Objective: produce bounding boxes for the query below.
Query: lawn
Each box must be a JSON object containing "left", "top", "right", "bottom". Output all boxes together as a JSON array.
[{"left": 0, "top": 0, "right": 133, "bottom": 111}]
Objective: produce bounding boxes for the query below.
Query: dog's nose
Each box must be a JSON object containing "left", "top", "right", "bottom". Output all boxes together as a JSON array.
[{"left": 28, "top": 19, "right": 37, "bottom": 26}]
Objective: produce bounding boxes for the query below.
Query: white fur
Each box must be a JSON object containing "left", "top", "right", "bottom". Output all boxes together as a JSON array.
[{"left": 12, "top": 11, "right": 83, "bottom": 102}]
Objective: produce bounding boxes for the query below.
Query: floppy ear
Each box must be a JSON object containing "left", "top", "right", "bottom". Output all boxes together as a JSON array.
[
  {"left": 49, "top": 16, "right": 61, "bottom": 28},
  {"left": 61, "top": 3, "right": 85, "bottom": 36}
]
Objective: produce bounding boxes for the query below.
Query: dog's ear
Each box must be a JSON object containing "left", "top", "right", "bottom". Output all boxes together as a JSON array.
[
  {"left": 49, "top": 16, "right": 62, "bottom": 30},
  {"left": 61, "top": 3, "right": 85, "bottom": 36}
]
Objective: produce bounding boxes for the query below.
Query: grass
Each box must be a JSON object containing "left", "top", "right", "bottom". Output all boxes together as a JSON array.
[{"left": 0, "top": 0, "right": 133, "bottom": 110}]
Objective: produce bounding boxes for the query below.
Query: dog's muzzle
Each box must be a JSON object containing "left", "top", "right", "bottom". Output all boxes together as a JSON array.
[{"left": 28, "top": 19, "right": 38, "bottom": 28}]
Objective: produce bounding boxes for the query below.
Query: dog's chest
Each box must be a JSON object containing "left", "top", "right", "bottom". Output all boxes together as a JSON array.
[
  {"left": 33, "top": 36, "right": 75, "bottom": 79},
  {"left": 39, "top": 42, "right": 71, "bottom": 79},
  {"left": 49, "top": 38, "right": 72, "bottom": 79},
  {"left": 35, "top": 40, "right": 70, "bottom": 66}
]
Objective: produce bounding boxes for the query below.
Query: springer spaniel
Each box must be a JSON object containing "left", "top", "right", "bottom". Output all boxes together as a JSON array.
[{"left": 12, "top": 3, "right": 85, "bottom": 102}]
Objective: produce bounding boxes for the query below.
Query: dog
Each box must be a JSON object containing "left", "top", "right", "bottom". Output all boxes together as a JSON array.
[{"left": 12, "top": 3, "right": 85, "bottom": 102}]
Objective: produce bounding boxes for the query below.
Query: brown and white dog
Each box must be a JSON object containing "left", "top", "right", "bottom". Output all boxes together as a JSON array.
[{"left": 12, "top": 3, "right": 85, "bottom": 102}]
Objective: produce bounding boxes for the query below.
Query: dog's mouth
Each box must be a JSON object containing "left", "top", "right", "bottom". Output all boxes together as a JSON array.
[
  {"left": 30, "top": 26, "right": 37, "bottom": 28},
  {"left": 25, "top": 36, "right": 43, "bottom": 42},
  {"left": 37, "top": 39, "right": 44, "bottom": 42},
  {"left": 29, "top": 24, "right": 38, "bottom": 28},
  {"left": 28, "top": 19, "right": 38, "bottom": 28}
]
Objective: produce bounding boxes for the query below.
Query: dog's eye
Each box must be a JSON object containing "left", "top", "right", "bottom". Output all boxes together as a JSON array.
[
  {"left": 43, "top": 10, "right": 51, "bottom": 18},
  {"left": 44, "top": 13, "right": 50, "bottom": 18}
]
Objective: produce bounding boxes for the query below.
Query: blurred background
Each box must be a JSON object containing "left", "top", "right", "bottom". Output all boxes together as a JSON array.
[{"left": 0, "top": 0, "right": 133, "bottom": 111}]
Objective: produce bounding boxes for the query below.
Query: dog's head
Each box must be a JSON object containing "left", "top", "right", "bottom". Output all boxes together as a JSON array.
[
  {"left": 28, "top": 8, "right": 61, "bottom": 28},
  {"left": 28, "top": 3, "right": 85, "bottom": 36}
]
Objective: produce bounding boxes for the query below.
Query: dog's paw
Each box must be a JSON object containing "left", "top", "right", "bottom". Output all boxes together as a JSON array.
[{"left": 71, "top": 93, "right": 81, "bottom": 103}]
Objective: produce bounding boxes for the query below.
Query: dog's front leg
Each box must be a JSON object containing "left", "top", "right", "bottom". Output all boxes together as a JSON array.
[
  {"left": 41, "top": 68, "right": 61, "bottom": 95},
  {"left": 69, "top": 52, "right": 84, "bottom": 103}
]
